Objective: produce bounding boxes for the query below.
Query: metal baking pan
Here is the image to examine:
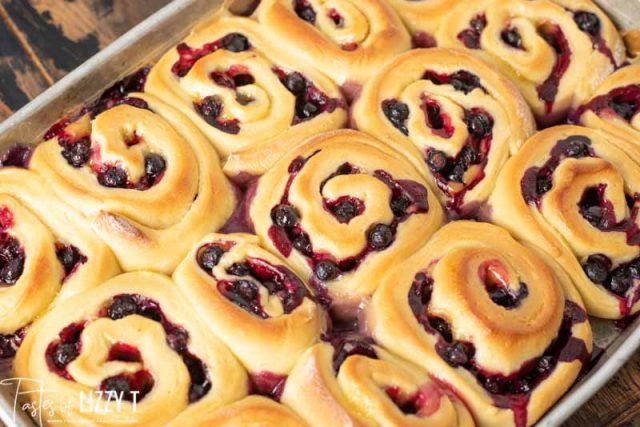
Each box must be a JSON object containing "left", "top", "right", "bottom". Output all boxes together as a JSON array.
[{"left": 0, "top": 0, "right": 638, "bottom": 425}]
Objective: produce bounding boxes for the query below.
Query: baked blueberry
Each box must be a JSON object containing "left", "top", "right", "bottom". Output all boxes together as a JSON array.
[
  {"left": 144, "top": 154, "right": 166, "bottom": 179},
  {"left": 292, "top": 234, "right": 313, "bottom": 255},
  {"left": 501, "top": 28, "right": 523, "bottom": 49},
  {"left": 391, "top": 196, "right": 410, "bottom": 216},
  {"left": 107, "top": 295, "right": 138, "bottom": 320},
  {"left": 284, "top": 72, "right": 307, "bottom": 95},
  {"left": 199, "top": 245, "right": 224, "bottom": 271},
  {"left": 314, "top": 260, "right": 339, "bottom": 281},
  {"left": 368, "top": 224, "right": 394, "bottom": 250},
  {"left": 102, "top": 375, "right": 131, "bottom": 397},
  {"left": 222, "top": 33, "right": 250, "bottom": 52},
  {"left": 98, "top": 167, "right": 128, "bottom": 188},
  {"left": 574, "top": 11, "right": 600, "bottom": 36},
  {"left": 53, "top": 343, "right": 78, "bottom": 368},
  {"left": 61, "top": 138, "right": 91, "bottom": 168},
  {"left": 332, "top": 200, "right": 358, "bottom": 223},
  {"left": 608, "top": 268, "right": 632, "bottom": 296},
  {"left": 272, "top": 204, "right": 298, "bottom": 228},
  {"left": 612, "top": 101, "right": 636, "bottom": 120},
  {"left": 382, "top": 100, "right": 410, "bottom": 135},
  {"left": 466, "top": 112, "right": 492, "bottom": 137},
  {"left": 0, "top": 257, "right": 23, "bottom": 284},
  {"left": 228, "top": 262, "right": 251, "bottom": 277},
  {"left": 426, "top": 150, "right": 447, "bottom": 173}
]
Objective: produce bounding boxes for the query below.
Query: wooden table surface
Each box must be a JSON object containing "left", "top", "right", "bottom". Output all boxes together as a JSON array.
[{"left": 0, "top": 0, "right": 638, "bottom": 425}]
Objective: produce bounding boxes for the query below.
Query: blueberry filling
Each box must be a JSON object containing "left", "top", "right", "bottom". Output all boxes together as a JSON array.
[
  {"left": 502, "top": 28, "right": 524, "bottom": 49},
  {"left": 197, "top": 244, "right": 226, "bottom": 271},
  {"left": 0, "top": 232, "right": 25, "bottom": 286},
  {"left": 423, "top": 108, "right": 493, "bottom": 213},
  {"left": 171, "top": 33, "right": 251, "bottom": 77},
  {"left": 250, "top": 372, "right": 288, "bottom": 401},
  {"left": 421, "top": 98, "right": 454, "bottom": 138},
  {"left": 294, "top": 0, "right": 316, "bottom": 23},
  {"left": 382, "top": 99, "right": 410, "bottom": 135},
  {"left": 100, "top": 294, "right": 211, "bottom": 402},
  {"left": 267, "top": 156, "right": 429, "bottom": 302},
  {"left": 97, "top": 166, "right": 128, "bottom": 188},
  {"left": 408, "top": 271, "right": 588, "bottom": 426},
  {"left": 198, "top": 247, "right": 308, "bottom": 318},
  {"left": 273, "top": 68, "right": 342, "bottom": 124},
  {"left": 574, "top": 11, "right": 600, "bottom": 36},
  {"left": 194, "top": 96, "right": 241, "bottom": 134},
  {"left": 385, "top": 386, "right": 429, "bottom": 415},
  {"left": 479, "top": 261, "right": 529, "bottom": 309},
  {"left": 536, "top": 25, "right": 572, "bottom": 116},
  {"left": 572, "top": 85, "right": 640, "bottom": 124},
  {"left": 582, "top": 254, "right": 640, "bottom": 305},
  {"left": 458, "top": 14, "right": 487, "bottom": 49},
  {"left": 328, "top": 8, "right": 344, "bottom": 27},
  {"left": 55, "top": 244, "right": 87, "bottom": 279},
  {"left": 0, "top": 327, "right": 26, "bottom": 359},
  {"left": 577, "top": 185, "right": 640, "bottom": 244},
  {"left": 322, "top": 333, "right": 378, "bottom": 373},
  {"left": 100, "top": 371, "right": 154, "bottom": 402},
  {"left": 423, "top": 70, "right": 486, "bottom": 95},
  {"left": 45, "top": 322, "right": 85, "bottom": 380},
  {"left": 521, "top": 135, "right": 594, "bottom": 206},
  {"left": 0, "top": 144, "right": 34, "bottom": 169},
  {"left": 324, "top": 196, "right": 365, "bottom": 224}
]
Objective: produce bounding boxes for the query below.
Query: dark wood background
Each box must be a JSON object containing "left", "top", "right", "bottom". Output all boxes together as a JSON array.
[{"left": 0, "top": 0, "right": 638, "bottom": 425}]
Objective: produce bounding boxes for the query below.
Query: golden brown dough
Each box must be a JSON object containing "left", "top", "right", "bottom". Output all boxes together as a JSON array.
[
  {"left": 173, "top": 233, "right": 326, "bottom": 385},
  {"left": 282, "top": 340, "right": 473, "bottom": 427},
  {"left": 249, "top": 129, "right": 445, "bottom": 305},
  {"left": 383, "top": 0, "right": 453, "bottom": 47},
  {"left": 29, "top": 93, "right": 235, "bottom": 273},
  {"left": 354, "top": 48, "right": 535, "bottom": 217},
  {"left": 147, "top": 14, "right": 347, "bottom": 178},
  {"left": 435, "top": 0, "right": 625, "bottom": 126},
  {"left": 253, "top": 0, "right": 411, "bottom": 87},
  {"left": 168, "top": 395, "right": 308, "bottom": 427},
  {"left": 368, "top": 221, "right": 592, "bottom": 427},
  {"left": 573, "top": 64, "right": 640, "bottom": 149},
  {"left": 14, "top": 272, "right": 248, "bottom": 426},
  {"left": 0, "top": 168, "right": 119, "bottom": 357},
  {"left": 490, "top": 125, "right": 640, "bottom": 319}
]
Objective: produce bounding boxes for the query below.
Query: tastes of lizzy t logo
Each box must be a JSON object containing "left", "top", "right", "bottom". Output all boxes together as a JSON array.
[{"left": 0, "top": 378, "right": 139, "bottom": 425}]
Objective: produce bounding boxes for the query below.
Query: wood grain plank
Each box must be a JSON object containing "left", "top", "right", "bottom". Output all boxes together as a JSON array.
[
  {"left": 0, "top": 3, "right": 50, "bottom": 121},
  {"left": 1, "top": 0, "right": 170, "bottom": 81},
  {"left": 566, "top": 351, "right": 640, "bottom": 426}
]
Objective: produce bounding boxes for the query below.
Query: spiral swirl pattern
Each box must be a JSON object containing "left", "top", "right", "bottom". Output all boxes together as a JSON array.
[
  {"left": 282, "top": 340, "right": 473, "bottom": 426},
  {"left": 146, "top": 15, "right": 347, "bottom": 178},
  {"left": 490, "top": 125, "right": 640, "bottom": 319},
  {"left": 0, "top": 168, "right": 119, "bottom": 358},
  {"left": 173, "top": 233, "right": 326, "bottom": 382},
  {"left": 250, "top": 130, "right": 444, "bottom": 304},
  {"left": 573, "top": 64, "right": 640, "bottom": 150},
  {"left": 29, "top": 93, "right": 235, "bottom": 273},
  {"left": 355, "top": 48, "right": 535, "bottom": 216},
  {"left": 14, "top": 272, "right": 248, "bottom": 426},
  {"left": 434, "top": 0, "right": 625, "bottom": 126},
  {"left": 368, "top": 221, "right": 592, "bottom": 427},
  {"left": 253, "top": 0, "right": 411, "bottom": 86},
  {"left": 168, "top": 396, "right": 307, "bottom": 427}
]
